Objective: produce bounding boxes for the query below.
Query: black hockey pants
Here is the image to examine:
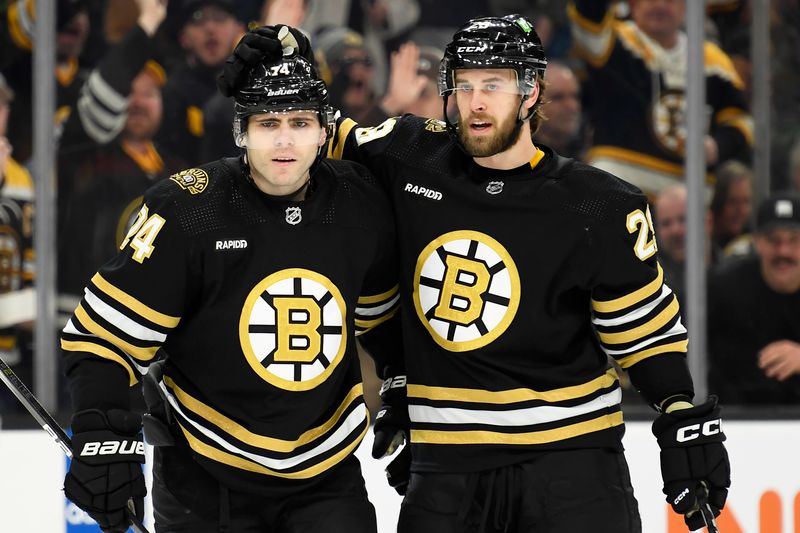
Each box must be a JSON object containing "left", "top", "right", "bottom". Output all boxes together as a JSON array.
[
  {"left": 151, "top": 446, "right": 377, "bottom": 533},
  {"left": 398, "top": 448, "right": 642, "bottom": 533}
]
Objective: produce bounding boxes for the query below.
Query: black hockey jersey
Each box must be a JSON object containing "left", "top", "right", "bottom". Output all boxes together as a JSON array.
[
  {"left": 328, "top": 115, "right": 694, "bottom": 472},
  {"left": 61, "top": 157, "right": 399, "bottom": 494},
  {"left": 568, "top": 0, "right": 752, "bottom": 196}
]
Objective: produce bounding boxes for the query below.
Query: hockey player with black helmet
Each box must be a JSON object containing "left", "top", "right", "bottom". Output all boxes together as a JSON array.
[
  {"left": 220, "top": 15, "right": 731, "bottom": 533},
  {"left": 60, "top": 49, "right": 399, "bottom": 532}
]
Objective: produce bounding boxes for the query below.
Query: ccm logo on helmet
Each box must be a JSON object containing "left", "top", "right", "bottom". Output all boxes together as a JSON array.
[
  {"left": 456, "top": 45, "right": 488, "bottom": 53},
  {"left": 676, "top": 419, "right": 722, "bottom": 442},
  {"left": 80, "top": 440, "right": 145, "bottom": 457}
]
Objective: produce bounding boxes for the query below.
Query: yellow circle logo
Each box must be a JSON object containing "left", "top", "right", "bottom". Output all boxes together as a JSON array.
[
  {"left": 413, "top": 230, "right": 520, "bottom": 352},
  {"left": 239, "top": 268, "right": 347, "bottom": 391}
]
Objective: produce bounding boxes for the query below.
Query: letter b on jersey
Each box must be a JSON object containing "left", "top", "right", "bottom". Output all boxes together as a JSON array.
[
  {"left": 273, "top": 297, "right": 321, "bottom": 363},
  {"left": 435, "top": 255, "right": 490, "bottom": 324}
]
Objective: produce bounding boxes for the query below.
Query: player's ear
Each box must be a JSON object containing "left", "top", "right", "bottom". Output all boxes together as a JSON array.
[
  {"left": 522, "top": 82, "right": 540, "bottom": 111},
  {"left": 318, "top": 127, "right": 327, "bottom": 147}
]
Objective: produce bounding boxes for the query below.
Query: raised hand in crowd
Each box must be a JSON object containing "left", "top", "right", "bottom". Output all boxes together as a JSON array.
[
  {"left": 380, "top": 42, "right": 430, "bottom": 116},
  {"left": 759, "top": 340, "right": 800, "bottom": 381},
  {"left": 134, "top": 0, "right": 168, "bottom": 37}
]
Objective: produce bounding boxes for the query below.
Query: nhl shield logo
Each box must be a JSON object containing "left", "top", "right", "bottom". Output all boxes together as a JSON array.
[
  {"left": 285, "top": 207, "right": 302, "bottom": 225},
  {"left": 486, "top": 181, "right": 504, "bottom": 195}
]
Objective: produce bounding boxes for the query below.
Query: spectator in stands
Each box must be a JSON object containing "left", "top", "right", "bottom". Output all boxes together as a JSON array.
[
  {"left": 534, "top": 60, "right": 586, "bottom": 160},
  {"left": 1, "top": 0, "right": 94, "bottom": 163},
  {"left": 711, "top": 160, "right": 754, "bottom": 258},
  {"left": 377, "top": 42, "right": 444, "bottom": 121},
  {"left": 56, "top": 0, "right": 177, "bottom": 313},
  {"left": 569, "top": 0, "right": 753, "bottom": 198},
  {"left": 156, "top": 0, "right": 244, "bottom": 163},
  {"left": 0, "top": 72, "right": 35, "bottom": 415},
  {"left": 708, "top": 192, "right": 800, "bottom": 404},
  {"left": 59, "top": 63, "right": 185, "bottom": 305},
  {"left": 315, "top": 27, "right": 390, "bottom": 126},
  {"left": 654, "top": 184, "right": 716, "bottom": 308},
  {"left": 302, "top": 0, "right": 420, "bottom": 92}
]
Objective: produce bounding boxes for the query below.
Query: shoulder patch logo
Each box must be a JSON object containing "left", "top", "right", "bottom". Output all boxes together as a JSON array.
[
  {"left": 170, "top": 168, "right": 209, "bottom": 195},
  {"left": 285, "top": 206, "right": 302, "bottom": 225},
  {"left": 424, "top": 118, "right": 447, "bottom": 133}
]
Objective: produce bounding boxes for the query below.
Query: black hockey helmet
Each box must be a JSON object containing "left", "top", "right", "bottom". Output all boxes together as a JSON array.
[
  {"left": 438, "top": 14, "right": 547, "bottom": 97},
  {"left": 232, "top": 54, "right": 336, "bottom": 147},
  {"left": 438, "top": 15, "right": 548, "bottom": 154}
]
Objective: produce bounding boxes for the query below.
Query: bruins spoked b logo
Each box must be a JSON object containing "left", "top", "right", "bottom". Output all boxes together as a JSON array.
[
  {"left": 240, "top": 268, "right": 347, "bottom": 390},
  {"left": 414, "top": 230, "right": 520, "bottom": 352}
]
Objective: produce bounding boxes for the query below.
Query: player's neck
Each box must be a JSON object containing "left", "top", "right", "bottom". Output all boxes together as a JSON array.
[{"left": 472, "top": 136, "right": 539, "bottom": 171}]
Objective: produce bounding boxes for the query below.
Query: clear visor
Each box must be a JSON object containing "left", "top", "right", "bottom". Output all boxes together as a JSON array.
[
  {"left": 444, "top": 72, "right": 529, "bottom": 126},
  {"left": 234, "top": 107, "right": 329, "bottom": 150}
]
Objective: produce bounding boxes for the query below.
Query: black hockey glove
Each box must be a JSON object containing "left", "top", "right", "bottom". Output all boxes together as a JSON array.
[
  {"left": 217, "top": 25, "right": 313, "bottom": 97},
  {"left": 64, "top": 409, "right": 146, "bottom": 532},
  {"left": 372, "top": 371, "right": 411, "bottom": 495},
  {"left": 652, "top": 396, "right": 730, "bottom": 531}
]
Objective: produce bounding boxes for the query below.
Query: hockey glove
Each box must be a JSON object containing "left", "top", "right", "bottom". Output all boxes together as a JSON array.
[
  {"left": 372, "top": 372, "right": 411, "bottom": 495},
  {"left": 217, "top": 25, "right": 313, "bottom": 97},
  {"left": 64, "top": 409, "right": 146, "bottom": 532},
  {"left": 652, "top": 396, "right": 730, "bottom": 531},
  {"left": 217, "top": 26, "right": 283, "bottom": 97}
]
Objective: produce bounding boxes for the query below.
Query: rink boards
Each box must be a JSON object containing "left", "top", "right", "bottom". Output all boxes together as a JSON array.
[{"left": 0, "top": 421, "right": 798, "bottom": 533}]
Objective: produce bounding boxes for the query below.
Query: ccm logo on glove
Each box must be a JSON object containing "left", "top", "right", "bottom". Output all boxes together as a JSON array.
[
  {"left": 676, "top": 419, "right": 722, "bottom": 442},
  {"left": 80, "top": 440, "right": 145, "bottom": 457}
]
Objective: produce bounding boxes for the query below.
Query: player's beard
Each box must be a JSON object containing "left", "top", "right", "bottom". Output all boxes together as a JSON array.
[{"left": 457, "top": 107, "right": 522, "bottom": 157}]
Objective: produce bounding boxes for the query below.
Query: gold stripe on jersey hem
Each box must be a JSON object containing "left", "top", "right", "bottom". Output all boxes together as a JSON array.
[
  {"left": 74, "top": 304, "right": 160, "bottom": 362},
  {"left": 176, "top": 416, "right": 368, "bottom": 479},
  {"left": 60, "top": 339, "right": 138, "bottom": 385},
  {"left": 592, "top": 264, "right": 663, "bottom": 314},
  {"left": 91, "top": 273, "right": 180, "bottom": 328},
  {"left": 597, "top": 295, "right": 679, "bottom": 345},
  {"left": 164, "top": 376, "right": 364, "bottom": 453},
  {"left": 615, "top": 339, "right": 689, "bottom": 368},
  {"left": 357, "top": 284, "right": 399, "bottom": 305},
  {"left": 411, "top": 410, "right": 624, "bottom": 445},
  {"left": 408, "top": 368, "right": 618, "bottom": 404}
]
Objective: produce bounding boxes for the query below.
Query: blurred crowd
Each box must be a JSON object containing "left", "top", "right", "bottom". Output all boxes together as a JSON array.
[{"left": 1, "top": 0, "right": 799, "bottom": 418}]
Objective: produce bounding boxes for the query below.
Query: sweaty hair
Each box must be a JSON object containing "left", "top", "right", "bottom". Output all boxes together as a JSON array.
[{"left": 528, "top": 76, "right": 547, "bottom": 135}]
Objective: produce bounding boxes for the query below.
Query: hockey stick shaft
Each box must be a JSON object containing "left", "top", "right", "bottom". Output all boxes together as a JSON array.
[
  {"left": 701, "top": 503, "right": 720, "bottom": 533},
  {"left": 0, "top": 356, "right": 150, "bottom": 533}
]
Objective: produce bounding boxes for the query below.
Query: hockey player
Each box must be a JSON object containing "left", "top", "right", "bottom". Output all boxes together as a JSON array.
[
  {"left": 220, "top": 16, "right": 731, "bottom": 533},
  {"left": 60, "top": 51, "right": 398, "bottom": 532}
]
